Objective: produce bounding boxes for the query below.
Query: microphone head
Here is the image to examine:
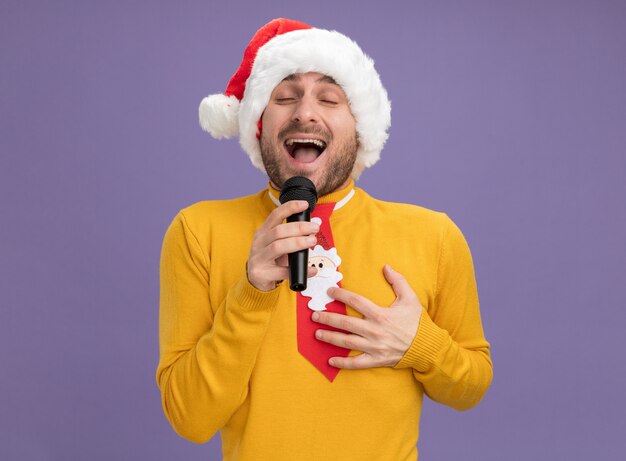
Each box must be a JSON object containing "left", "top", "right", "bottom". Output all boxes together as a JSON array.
[{"left": 279, "top": 176, "right": 318, "bottom": 212}]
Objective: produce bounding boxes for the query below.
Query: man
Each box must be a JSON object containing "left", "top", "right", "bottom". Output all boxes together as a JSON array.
[{"left": 157, "top": 18, "right": 492, "bottom": 461}]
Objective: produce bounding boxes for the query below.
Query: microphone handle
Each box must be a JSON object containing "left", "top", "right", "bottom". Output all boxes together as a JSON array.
[{"left": 286, "top": 210, "right": 311, "bottom": 291}]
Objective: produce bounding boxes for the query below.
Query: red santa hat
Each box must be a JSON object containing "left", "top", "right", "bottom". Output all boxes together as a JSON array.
[{"left": 199, "top": 18, "right": 391, "bottom": 177}]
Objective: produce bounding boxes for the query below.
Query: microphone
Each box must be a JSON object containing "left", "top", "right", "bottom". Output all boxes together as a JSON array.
[{"left": 279, "top": 176, "right": 318, "bottom": 291}]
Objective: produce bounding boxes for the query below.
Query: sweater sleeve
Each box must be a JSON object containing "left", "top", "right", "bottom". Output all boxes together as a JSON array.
[
  {"left": 156, "top": 211, "right": 279, "bottom": 443},
  {"left": 394, "top": 215, "right": 493, "bottom": 411}
]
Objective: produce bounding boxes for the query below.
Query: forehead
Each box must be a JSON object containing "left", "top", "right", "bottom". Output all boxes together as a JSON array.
[
  {"left": 282, "top": 72, "right": 338, "bottom": 85},
  {"left": 274, "top": 72, "right": 344, "bottom": 92}
]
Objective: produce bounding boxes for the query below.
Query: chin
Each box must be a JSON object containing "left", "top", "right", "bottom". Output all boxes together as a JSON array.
[{"left": 278, "top": 167, "right": 320, "bottom": 187}]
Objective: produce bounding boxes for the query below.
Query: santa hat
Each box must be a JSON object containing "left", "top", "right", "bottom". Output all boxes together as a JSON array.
[{"left": 199, "top": 18, "right": 391, "bottom": 177}]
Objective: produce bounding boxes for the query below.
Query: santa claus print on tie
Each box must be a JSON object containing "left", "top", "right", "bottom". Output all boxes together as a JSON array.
[{"left": 301, "top": 217, "right": 344, "bottom": 311}]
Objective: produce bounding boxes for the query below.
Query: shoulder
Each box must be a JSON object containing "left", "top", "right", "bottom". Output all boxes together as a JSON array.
[
  {"left": 356, "top": 189, "right": 452, "bottom": 232},
  {"left": 163, "top": 190, "right": 267, "bottom": 241},
  {"left": 180, "top": 191, "right": 265, "bottom": 223},
  {"left": 354, "top": 189, "right": 471, "bottom": 254},
  {"left": 182, "top": 191, "right": 264, "bottom": 218}
]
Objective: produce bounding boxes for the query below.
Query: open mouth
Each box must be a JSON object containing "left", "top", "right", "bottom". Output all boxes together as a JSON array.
[{"left": 285, "top": 138, "right": 327, "bottom": 164}]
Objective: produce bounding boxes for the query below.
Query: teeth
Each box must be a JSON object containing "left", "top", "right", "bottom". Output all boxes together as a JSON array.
[{"left": 285, "top": 138, "right": 327, "bottom": 149}]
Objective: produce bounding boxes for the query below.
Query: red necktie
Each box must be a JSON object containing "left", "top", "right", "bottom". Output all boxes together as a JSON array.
[{"left": 297, "top": 202, "right": 350, "bottom": 381}]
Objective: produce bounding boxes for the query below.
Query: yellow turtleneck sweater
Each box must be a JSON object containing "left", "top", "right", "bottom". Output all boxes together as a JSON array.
[{"left": 157, "top": 181, "right": 492, "bottom": 461}]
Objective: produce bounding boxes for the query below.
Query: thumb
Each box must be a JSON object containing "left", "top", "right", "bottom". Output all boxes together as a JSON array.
[{"left": 383, "top": 265, "right": 416, "bottom": 305}]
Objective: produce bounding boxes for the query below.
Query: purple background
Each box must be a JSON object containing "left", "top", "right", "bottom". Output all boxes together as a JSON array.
[{"left": 2, "top": 1, "right": 625, "bottom": 459}]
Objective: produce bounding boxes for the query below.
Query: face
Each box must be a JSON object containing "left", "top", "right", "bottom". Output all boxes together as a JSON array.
[
  {"left": 260, "top": 72, "right": 359, "bottom": 197},
  {"left": 309, "top": 256, "right": 337, "bottom": 277}
]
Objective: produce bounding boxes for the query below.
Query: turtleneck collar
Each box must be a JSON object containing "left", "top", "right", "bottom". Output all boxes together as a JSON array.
[{"left": 267, "top": 180, "right": 356, "bottom": 210}]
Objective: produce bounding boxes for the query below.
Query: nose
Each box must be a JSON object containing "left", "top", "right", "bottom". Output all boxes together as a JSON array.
[{"left": 292, "top": 95, "right": 319, "bottom": 124}]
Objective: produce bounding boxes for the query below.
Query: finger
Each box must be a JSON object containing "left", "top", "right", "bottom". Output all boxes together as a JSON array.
[
  {"left": 257, "top": 220, "right": 320, "bottom": 248},
  {"left": 383, "top": 265, "right": 417, "bottom": 303},
  {"left": 274, "top": 257, "right": 317, "bottom": 278},
  {"left": 312, "top": 310, "right": 371, "bottom": 337},
  {"left": 315, "top": 329, "right": 371, "bottom": 353},
  {"left": 327, "top": 287, "right": 381, "bottom": 319},
  {"left": 247, "top": 265, "right": 290, "bottom": 291},
  {"left": 276, "top": 254, "right": 288, "bottom": 267},
  {"left": 262, "top": 200, "right": 310, "bottom": 230},
  {"left": 262, "top": 235, "right": 317, "bottom": 260},
  {"left": 329, "top": 353, "right": 376, "bottom": 370}
]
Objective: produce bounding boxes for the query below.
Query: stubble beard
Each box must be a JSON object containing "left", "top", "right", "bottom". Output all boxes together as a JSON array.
[{"left": 260, "top": 125, "right": 359, "bottom": 197}]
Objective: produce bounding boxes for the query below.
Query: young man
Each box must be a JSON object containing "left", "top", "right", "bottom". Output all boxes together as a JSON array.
[{"left": 157, "top": 18, "right": 492, "bottom": 461}]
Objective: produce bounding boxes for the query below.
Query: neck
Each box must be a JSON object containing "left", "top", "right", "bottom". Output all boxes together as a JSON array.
[
  {"left": 268, "top": 179, "right": 355, "bottom": 206},
  {"left": 268, "top": 176, "right": 352, "bottom": 197}
]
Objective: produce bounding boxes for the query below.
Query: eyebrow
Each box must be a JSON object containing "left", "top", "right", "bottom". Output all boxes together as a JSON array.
[
  {"left": 317, "top": 75, "right": 338, "bottom": 85},
  {"left": 282, "top": 74, "right": 339, "bottom": 85}
]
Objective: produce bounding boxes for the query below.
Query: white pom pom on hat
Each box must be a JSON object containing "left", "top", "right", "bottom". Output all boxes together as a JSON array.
[
  {"left": 198, "top": 18, "right": 391, "bottom": 177},
  {"left": 199, "top": 94, "right": 240, "bottom": 139}
]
